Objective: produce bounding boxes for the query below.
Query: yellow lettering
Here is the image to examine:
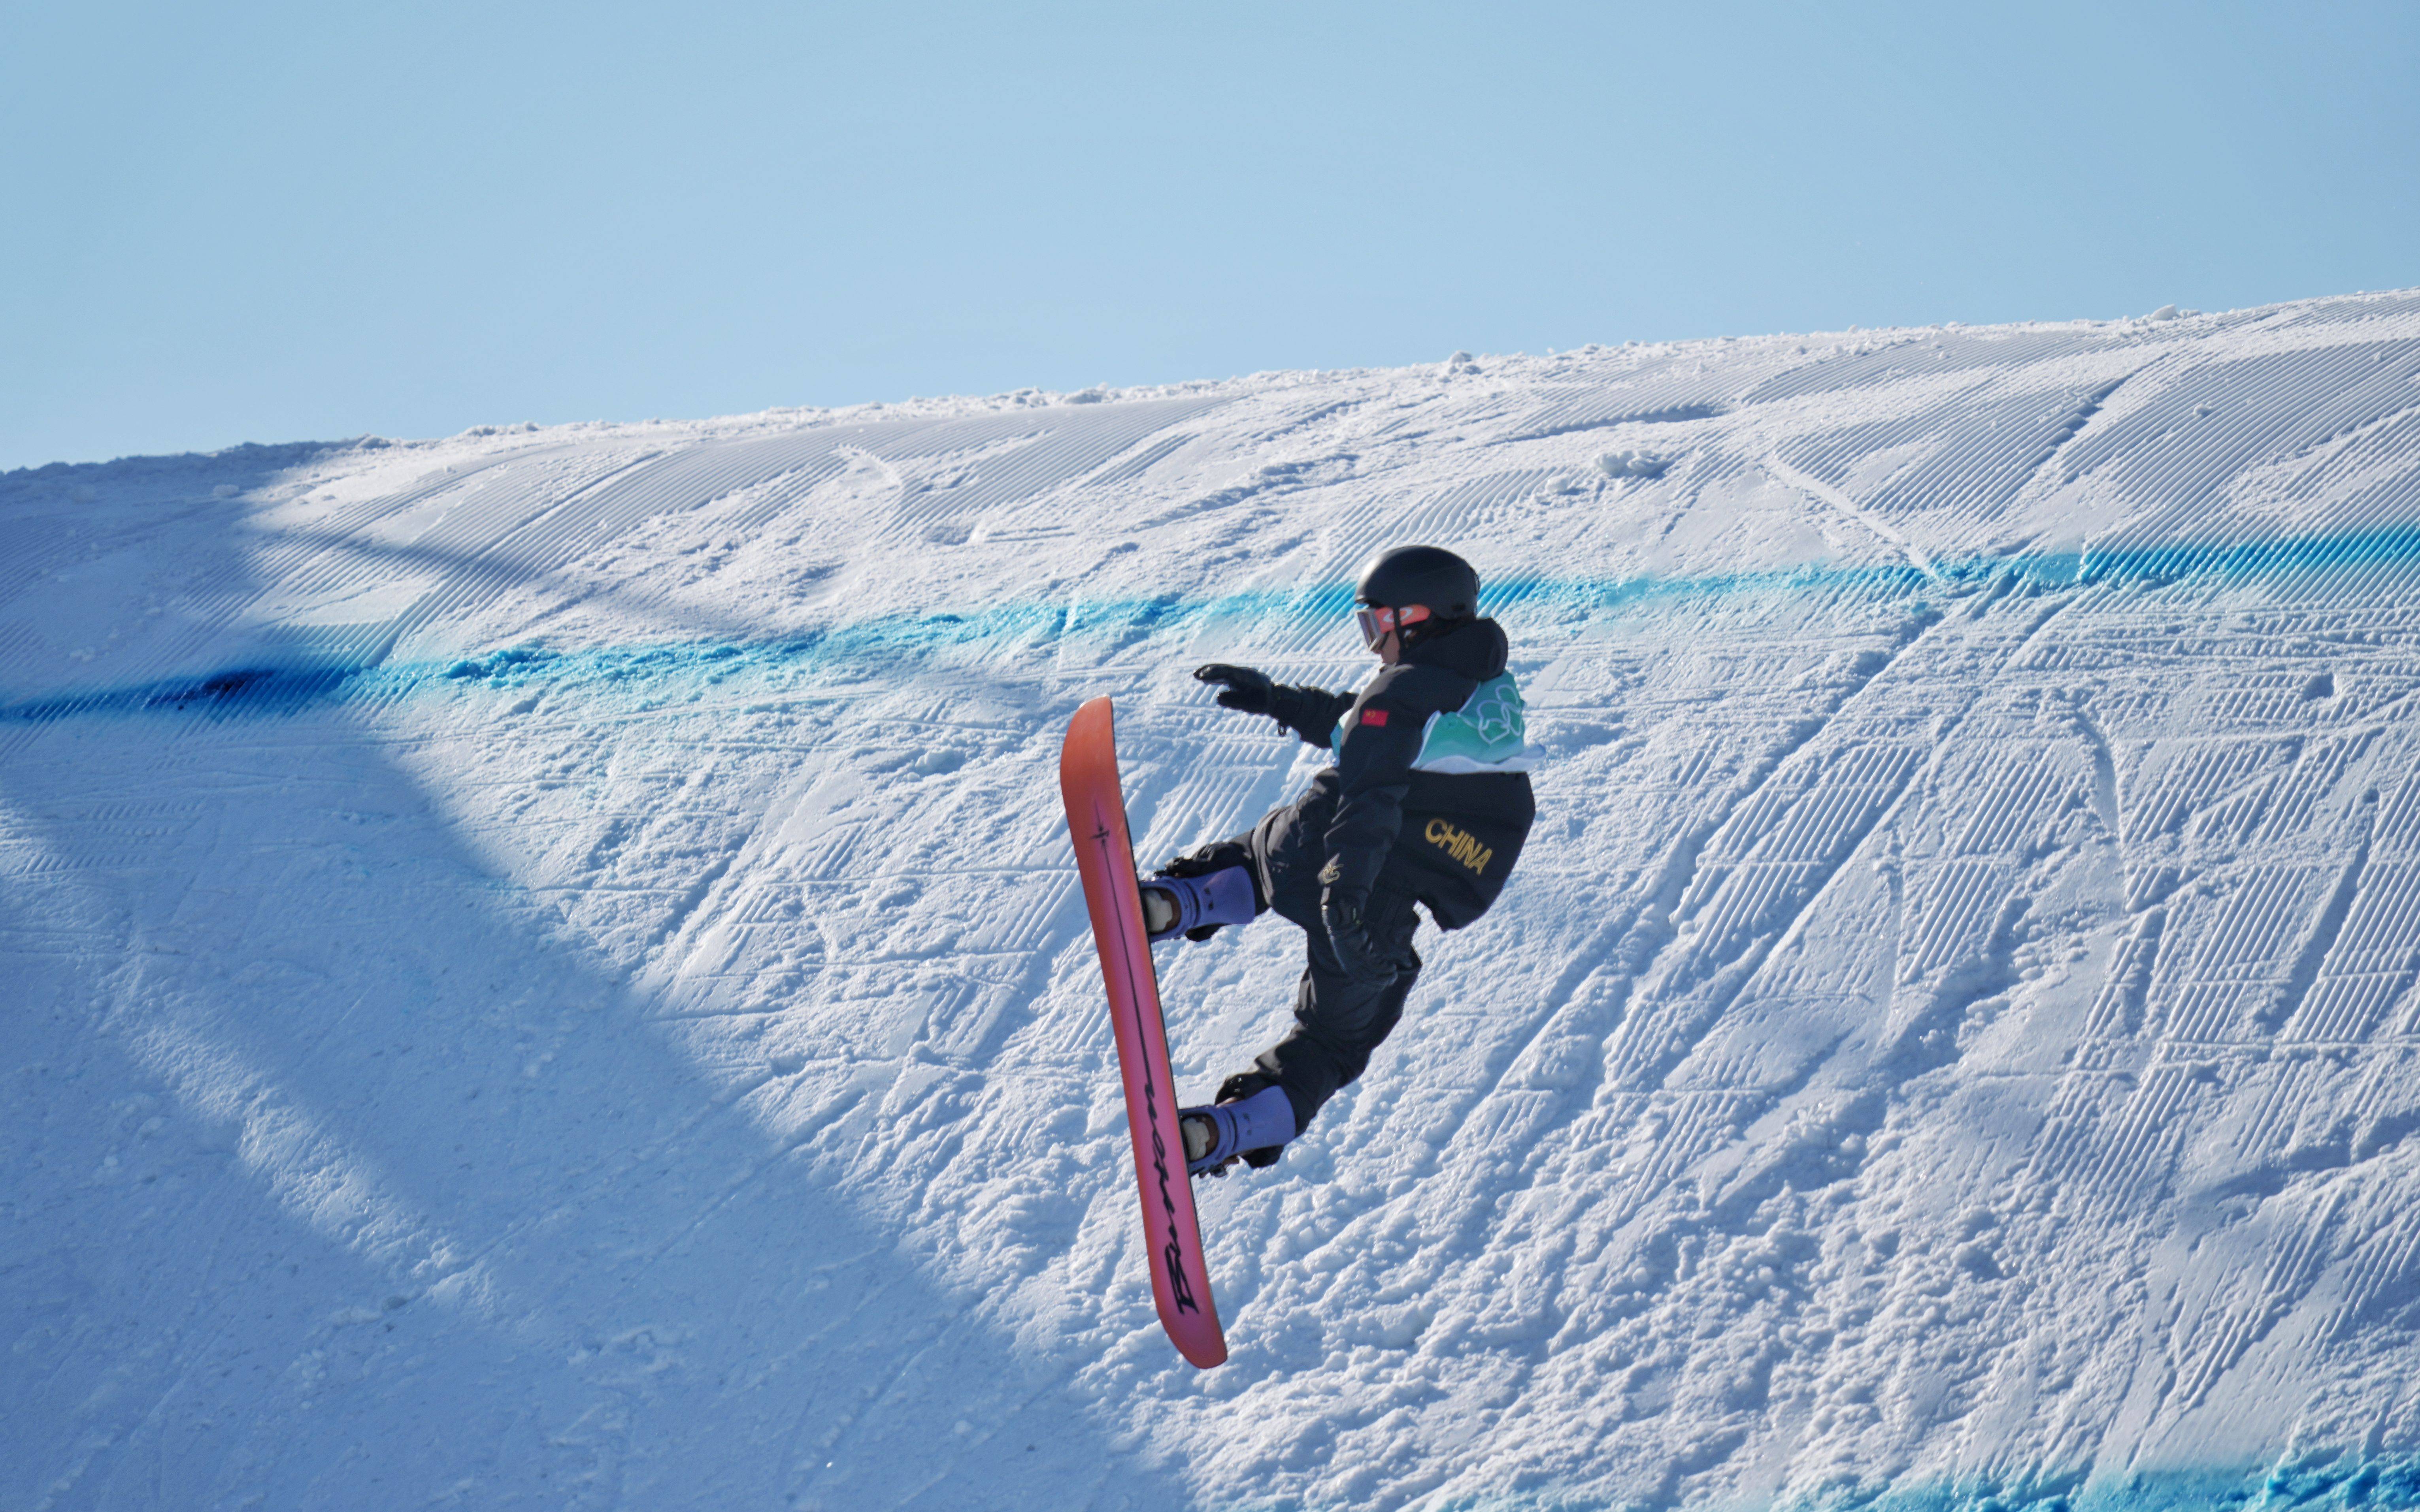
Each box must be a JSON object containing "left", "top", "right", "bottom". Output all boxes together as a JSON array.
[{"left": 1423, "top": 818, "right": 1492, "bottom": 875}]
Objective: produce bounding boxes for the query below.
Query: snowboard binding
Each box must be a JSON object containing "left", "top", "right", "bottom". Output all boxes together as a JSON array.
[
  {"left": 1138, "top": 863, "right": 1257, "bottom": 944},
  {"left": 1179, "top": 1083, "right": 1296, "bottom": 1178}
]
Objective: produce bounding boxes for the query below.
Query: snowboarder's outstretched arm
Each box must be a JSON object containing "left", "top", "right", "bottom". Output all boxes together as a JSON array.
[{"left": 1194, "top": 664, "right": 1354, "bottom": 747}]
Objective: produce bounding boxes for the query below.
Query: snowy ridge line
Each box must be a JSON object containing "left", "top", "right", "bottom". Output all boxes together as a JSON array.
[{"left": 16, "top": 522, "right": 2420, "bottom": 726}]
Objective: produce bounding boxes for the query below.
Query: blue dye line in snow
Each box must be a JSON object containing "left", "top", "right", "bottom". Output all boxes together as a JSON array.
[
  {"left": 11, "top": 525, "right": 2420, "bottom": 727},
  {"left": 1405, "top": 1454, "right": 2420, "bottom": 1512},
  {"left": 0, "top": 664, "right": 371, "bottom": 724},
  {"left": 1235, "top": 1453, "right": 2420, "bottom": 1512},
  {"left": 1788, "top": 1455, "right": 2420, "bottom": 1512}
]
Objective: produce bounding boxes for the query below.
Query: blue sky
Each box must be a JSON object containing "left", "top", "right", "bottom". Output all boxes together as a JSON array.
[{"left": 6, "top": 0, "right": 2416, "bottom": 473}]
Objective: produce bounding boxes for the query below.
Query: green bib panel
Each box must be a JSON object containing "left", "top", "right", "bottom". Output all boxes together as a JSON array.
[
  {"left": 1332, "top": 671, "right": 1535, "bottom": 773},
  {"left": 1414, "top": 671, "right": 1534, "bottom": 773}
]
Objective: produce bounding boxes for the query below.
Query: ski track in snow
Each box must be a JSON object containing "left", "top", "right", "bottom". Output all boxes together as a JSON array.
[{"left": 11, "top": 295, "right": 2420, "bottom": 1510}]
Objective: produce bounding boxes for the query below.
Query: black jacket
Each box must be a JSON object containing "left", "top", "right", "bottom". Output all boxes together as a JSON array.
[{"left": 1262, "top": 618, "right": 1535, "bottom": 929}]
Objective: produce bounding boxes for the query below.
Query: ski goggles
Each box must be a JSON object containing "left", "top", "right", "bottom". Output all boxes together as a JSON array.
[{"left": 1353, "top": 603, "right": 1430, "bottom": 648}]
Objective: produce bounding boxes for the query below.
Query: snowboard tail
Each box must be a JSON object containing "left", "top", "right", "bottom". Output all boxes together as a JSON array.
[{"left": 1058, "top": 696, "right": 1228, "bottom": 1370}]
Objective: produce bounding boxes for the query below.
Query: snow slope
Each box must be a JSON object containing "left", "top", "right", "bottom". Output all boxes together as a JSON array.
[{"left": 10, "top": 290, "right": 2420, "bottom": 1511}]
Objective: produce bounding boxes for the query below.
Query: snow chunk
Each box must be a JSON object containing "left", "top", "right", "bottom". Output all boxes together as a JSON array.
[{"left": 1598, "top": 448, "right": 1671, "bottom": 479}]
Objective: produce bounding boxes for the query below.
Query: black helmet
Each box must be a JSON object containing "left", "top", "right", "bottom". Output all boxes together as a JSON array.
[{"left": 1355, "top": 545, "right": 1479, "bottom": 619}]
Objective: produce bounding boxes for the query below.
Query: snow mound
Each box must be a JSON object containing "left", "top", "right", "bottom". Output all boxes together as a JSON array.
[{"left": 11, "top": 290, "right": 2420, "bottom": 1510}]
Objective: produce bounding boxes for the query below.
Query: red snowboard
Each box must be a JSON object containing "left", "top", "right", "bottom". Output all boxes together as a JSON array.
[{"left": 1058, "top": 696, "right": 1228, "bottom": 1370}]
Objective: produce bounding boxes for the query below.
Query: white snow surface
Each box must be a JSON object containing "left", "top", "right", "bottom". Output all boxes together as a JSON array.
[{"left": 11, "top": 292, "right": 2420, "bottom": 1511}]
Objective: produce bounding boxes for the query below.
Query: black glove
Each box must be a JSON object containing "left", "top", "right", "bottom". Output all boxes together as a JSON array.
[
  {"left": 1321, "top": 885, "right": 1398, "bottom": 982},
  {"left": 1194, "top": 664, "right": 1275, "bottom": 716}
]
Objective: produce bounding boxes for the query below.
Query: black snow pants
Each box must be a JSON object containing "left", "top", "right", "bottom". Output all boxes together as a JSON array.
[{"left": 1188, "top": 785, "right": 1426, "bottom": 1138}]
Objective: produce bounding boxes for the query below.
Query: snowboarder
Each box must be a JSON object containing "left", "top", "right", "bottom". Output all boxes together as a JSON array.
[{"left": 1138, "top": 545, "right": 1537, "bottom": 1176}]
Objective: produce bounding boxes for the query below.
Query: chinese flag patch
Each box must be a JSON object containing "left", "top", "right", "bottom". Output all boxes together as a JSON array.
[{"left": 1360, "top": 708, "right": 1389, "bottom": 727}]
